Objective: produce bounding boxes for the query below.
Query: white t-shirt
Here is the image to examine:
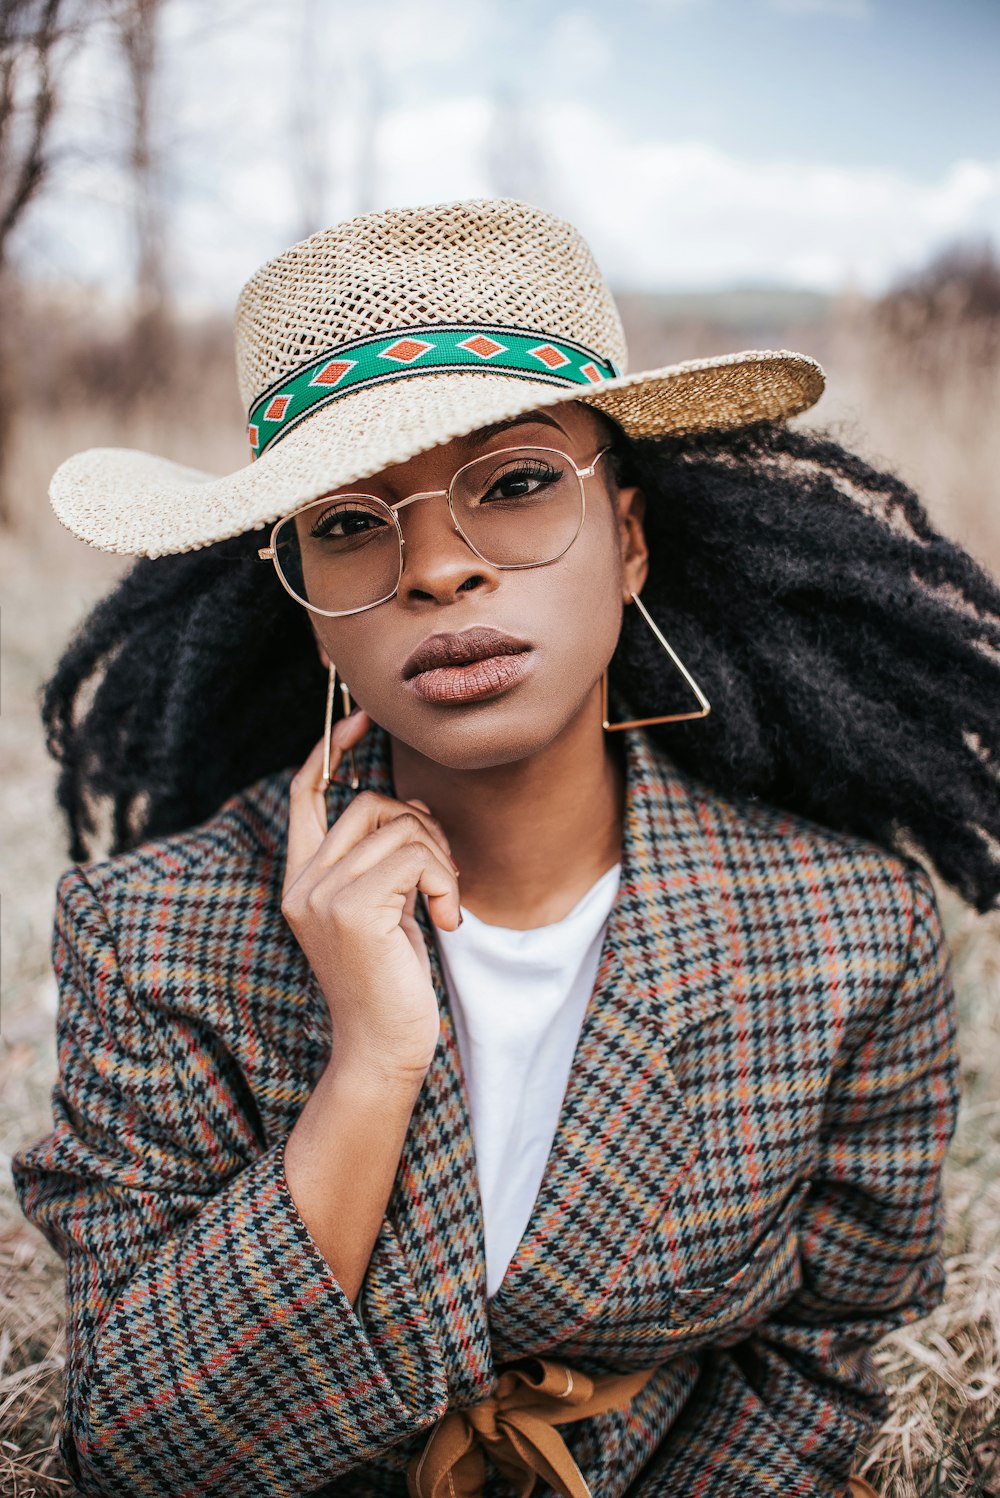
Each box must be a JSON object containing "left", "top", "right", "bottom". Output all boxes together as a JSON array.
[{"left": 435, "top": 863, "right": 621, "bottom": 1298}]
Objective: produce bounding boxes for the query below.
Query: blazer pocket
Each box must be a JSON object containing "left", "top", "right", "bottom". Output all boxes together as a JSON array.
[{"left": 666, "top": 1178, "right": 811, "bottom": 1340}]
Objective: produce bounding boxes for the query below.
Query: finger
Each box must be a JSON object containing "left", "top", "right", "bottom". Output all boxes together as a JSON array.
[
  {"left": 332, "top": 706, "right": 370, "bottom": 753},
  {"left": 322, "top": 788, "right": 454, "bottom": 869},
  {"left": 350, "top": 844, "right": 462, "bottom": 934},
  {"left": 404, "top": 798, "right": 456, "bottom": 867},
  {"left": 405, "top": 800, "right": 455, "bottom": 864},
  {"left": 285, "top": 736, "right": 332, "bottom": 889},
  {"left": 285, "top": 711, "right": 371, "bottom": 890},
  {"left": 316, "top": 818, "right": 459, "bottom": 919}
]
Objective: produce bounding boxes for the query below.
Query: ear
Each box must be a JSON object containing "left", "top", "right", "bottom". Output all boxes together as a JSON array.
[{"left": 615, "top": 484, "right": 649, "bottom": 599}]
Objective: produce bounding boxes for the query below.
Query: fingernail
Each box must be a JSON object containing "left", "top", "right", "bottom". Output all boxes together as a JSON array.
[
  {"left": 450, "top": 857, "right": 460, "bottom": 873},
  {"left": 457, "top": 912, "right": 464, "bottom": 926}
]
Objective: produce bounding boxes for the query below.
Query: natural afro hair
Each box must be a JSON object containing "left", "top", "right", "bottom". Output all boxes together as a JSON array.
[{"left": 42, "top": 420, "right": 1000, "bottom": 911}]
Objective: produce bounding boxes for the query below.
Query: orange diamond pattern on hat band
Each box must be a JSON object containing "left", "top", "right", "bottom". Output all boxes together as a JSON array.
[
  {"left": 457, "top": 334, "right": 507, "bottom": 359},
  {"left": 380, "top": 338, "right": 433, "bottom": 364},
  {"left": 528, "top": 343, "right": 572, "bottom": 370},
  {"left": 310, "top": 359, "right": 356, "bottom": 388},
  {"left": 263, "top": 394, "right": 292, "bottom": 422},
  {"left": 246, "top": 323, "right": 622, "bottom": 459}
]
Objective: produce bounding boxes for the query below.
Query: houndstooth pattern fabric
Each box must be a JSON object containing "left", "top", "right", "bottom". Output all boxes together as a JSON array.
[{"left": 12, "top": 725, "right": 960, "bottom": 1497}]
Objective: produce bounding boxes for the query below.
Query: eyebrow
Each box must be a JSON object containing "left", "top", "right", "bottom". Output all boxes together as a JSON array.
[{"left": 464, "top": 409, "right": 569, "bottom": 444}]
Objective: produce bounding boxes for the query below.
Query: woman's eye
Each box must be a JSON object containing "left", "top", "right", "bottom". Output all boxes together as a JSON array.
[
  {"left": 308, "top": 506, "right": 387, "bottom": 540},
  {"left": 479, "top": 462, "right": 562, "bottom": 504}
]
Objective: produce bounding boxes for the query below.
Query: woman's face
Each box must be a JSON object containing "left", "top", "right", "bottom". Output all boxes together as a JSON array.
[{"left": 306, "top": 400, "right": 649, "bottom": 770}]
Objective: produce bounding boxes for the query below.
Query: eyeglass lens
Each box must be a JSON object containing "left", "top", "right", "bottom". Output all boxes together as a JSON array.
[{"left": 272, "top": 447, "right": 585, "bottom": 614}]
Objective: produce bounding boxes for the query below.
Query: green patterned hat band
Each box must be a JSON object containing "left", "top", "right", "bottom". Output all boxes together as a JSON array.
[{"left": 246, "top": 323, "right": 622, "bottom": 460}]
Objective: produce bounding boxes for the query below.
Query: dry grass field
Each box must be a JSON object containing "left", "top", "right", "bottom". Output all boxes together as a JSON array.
[{"left": 1, "top": 287, "right": 999, "bottom": 1496}]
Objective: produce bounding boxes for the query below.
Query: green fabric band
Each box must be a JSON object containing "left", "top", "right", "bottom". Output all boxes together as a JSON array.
[{"left": 247, "top": 324, "right": 622, "bottom": 459}]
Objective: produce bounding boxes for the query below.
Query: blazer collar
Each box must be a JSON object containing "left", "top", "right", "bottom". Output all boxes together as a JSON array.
[{"left": 308, "top": 721, "right": 732, "bottom": 1389}]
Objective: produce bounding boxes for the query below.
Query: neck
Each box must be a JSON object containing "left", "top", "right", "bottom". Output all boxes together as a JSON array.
[{"left": 390, "top": 684, "right": 625, "bottom": 930}]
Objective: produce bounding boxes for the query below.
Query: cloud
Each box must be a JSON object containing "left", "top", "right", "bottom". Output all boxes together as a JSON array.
[
  {"left": 535, "top": 102, "right": 1000, "bottom": 291},
  {"left": 543, "top": 9, "right": 612, "bottom": 80},
  {"left": 16, "top": 5, "right": 998, "bottom": 304}
]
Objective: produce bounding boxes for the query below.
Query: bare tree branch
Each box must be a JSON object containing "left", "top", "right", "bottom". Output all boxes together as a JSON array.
[
  {"left": 113, "top": 0, "right": 165, "bottom": 316},
  {"left": 0, "top": 0, "right": 65, "bottom": 262},
  {"left": 0, "top": 0, "right": 84, "bottom": 528},
  {"left": 101, "top": 0, "right": 172, "bottom": 395}
]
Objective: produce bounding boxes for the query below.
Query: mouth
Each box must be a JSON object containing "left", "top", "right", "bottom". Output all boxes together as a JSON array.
[
  {"left": 402, "top": 626, "right": 531, "bottom": 679},
  {"left": 402, "top": 626, "right": 534, "bottom": 705}
]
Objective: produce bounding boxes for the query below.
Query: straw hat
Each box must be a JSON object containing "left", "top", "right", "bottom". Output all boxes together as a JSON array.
[{"left": 49, "top": 198, "right": 826, "bottom": 557}]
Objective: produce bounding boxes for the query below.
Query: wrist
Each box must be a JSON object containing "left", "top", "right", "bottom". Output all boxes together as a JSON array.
[{"left": 325, "top": 1046, "right": 433, "bottom": 1099}]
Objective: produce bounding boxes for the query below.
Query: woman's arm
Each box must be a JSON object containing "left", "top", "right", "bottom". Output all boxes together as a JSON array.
[
  {"left": 12, "top": 864, "right": 448, "bottom": 1497},
  {"left": 281, "top": 717, "right": 459, "bottom": 1301},
  {"left": 283, "top": 1057, "right": 426, "bottom": 1302},
  {"left": 632, "top": 860, "right": 961, "bottom": 1497}
]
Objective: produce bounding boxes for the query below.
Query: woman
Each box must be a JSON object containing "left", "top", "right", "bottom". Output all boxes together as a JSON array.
[{"left": 12, "top": 198, "right": 997, "bottom": 1498}]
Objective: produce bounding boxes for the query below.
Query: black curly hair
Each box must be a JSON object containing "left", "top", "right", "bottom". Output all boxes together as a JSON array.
[{"left": 42, "top": 420, "right": 1000, "bottom": 912}]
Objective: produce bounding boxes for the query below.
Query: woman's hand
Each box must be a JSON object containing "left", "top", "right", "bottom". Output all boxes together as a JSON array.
[{"left": 282, "top": 709, "right": 460, "bottom": 1082}]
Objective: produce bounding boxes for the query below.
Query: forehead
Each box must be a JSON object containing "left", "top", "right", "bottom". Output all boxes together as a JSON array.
[
  {"left": 339, "top": 401, "right": 608, "bottom": 498},
  {"left": 460, "top": 400, "right": 606, "bottom": 451}
]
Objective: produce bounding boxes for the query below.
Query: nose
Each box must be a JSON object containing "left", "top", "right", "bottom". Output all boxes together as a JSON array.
[{"left": 396, "top": 491, "right": 500, "bottom": 606}]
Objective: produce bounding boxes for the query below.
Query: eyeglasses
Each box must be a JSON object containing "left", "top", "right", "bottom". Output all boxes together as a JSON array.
[{"left": 258, "top": 444, "right": 611, "bottom": 617}]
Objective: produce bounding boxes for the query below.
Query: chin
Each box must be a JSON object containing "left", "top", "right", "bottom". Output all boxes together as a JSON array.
[{"left": 382, "top": 692, "right": 594, "bottom": 773}]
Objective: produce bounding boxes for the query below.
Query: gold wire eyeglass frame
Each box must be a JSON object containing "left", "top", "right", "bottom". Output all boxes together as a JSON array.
[{"left": 257, "top": 444, "right": 611, "bottom": 617}]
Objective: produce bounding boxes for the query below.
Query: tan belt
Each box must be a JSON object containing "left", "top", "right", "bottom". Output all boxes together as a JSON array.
[
  {"left": 406, "top": 1357, "right": 659, "bottom": 1497},
  {"left": 406, "top": 1355, "right": 884, "bottom": 1498}
]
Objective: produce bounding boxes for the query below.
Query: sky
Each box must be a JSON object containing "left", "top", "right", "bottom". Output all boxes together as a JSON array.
[{"left": 15, "top": 0, "right": 1000, "bottom": 306}]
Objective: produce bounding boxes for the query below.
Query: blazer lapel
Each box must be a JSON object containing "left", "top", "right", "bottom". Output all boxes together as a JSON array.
[
  {"left": 388, "top": 921, "right": 496, "bottom": 1403},
  {"left": 487, "top": 727, "right": 733, "bottom": 1360}
]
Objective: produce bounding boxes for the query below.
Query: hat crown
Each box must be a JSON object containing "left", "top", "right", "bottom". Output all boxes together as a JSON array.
[{"left": 234, "top": 198, "right": 628, "bottom": 411}]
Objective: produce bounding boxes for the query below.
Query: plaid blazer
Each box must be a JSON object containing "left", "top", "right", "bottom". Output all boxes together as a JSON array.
[{"left": 13, "top": 725, "right": 960, "bottom": 1498}]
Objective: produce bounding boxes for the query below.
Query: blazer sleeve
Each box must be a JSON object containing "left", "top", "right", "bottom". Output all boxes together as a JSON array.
[
  {"left": 634, "top": 859, "right": 962, "bottom": 1498},
  {"left": 12, "top": 865, "right": 449, "bottom": 1498}
]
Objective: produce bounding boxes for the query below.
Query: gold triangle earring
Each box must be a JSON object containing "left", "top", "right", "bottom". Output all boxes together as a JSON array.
[
  {"left": 322, "top": 662, "right": 360, "bottom": 790},
  {"left": 602, "top": 590, "right": 711, "bottom": 731}
]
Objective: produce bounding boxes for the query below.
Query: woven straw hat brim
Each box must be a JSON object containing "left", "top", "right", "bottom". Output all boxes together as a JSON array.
[{"left": 49, "top": 348, "right": 823, "bottom": 558}]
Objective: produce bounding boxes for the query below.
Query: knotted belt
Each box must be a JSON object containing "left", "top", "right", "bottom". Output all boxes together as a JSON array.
[
  {"left": 406, "top": 1357, "right": 660, "bottom": 1498},
  {"left": 405, "top": 1356, "right": 884, "bottom": 1498}
]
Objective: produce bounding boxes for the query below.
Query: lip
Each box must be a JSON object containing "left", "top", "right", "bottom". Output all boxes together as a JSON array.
[
  {"left": 406, "top": 652, "right": 534, "bottom": 705},
  {"left": 402, "top": 626, "right": 534, "bottom": 706},
  {"left": 402, "top": 626, "right": 531, "bottom": 680}
]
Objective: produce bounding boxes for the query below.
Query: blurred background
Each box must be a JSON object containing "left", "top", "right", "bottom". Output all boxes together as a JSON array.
[{"left": 1, "top": 2, "right": 999, "bottom": 1493}]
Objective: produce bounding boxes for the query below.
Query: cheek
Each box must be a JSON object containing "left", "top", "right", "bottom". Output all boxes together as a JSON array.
[
  {"left": 540, "top": 525, "right": 625, "bottom": 678},
  {"left": 311, "top": 620, "right": 375, "bottom": 692}
]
